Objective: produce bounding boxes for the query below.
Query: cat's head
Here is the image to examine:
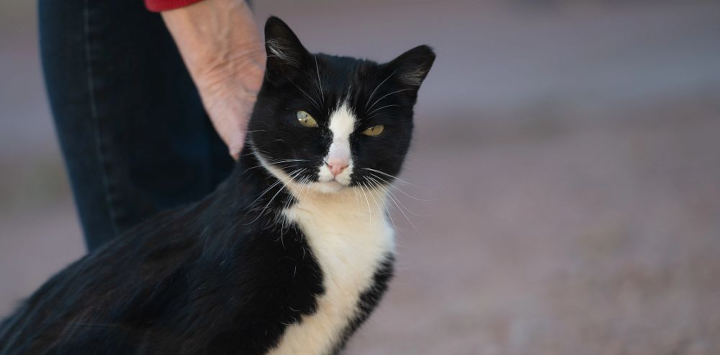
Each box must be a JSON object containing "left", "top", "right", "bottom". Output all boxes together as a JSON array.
[{"left": 248, "top": 16, "right": 435, "bottom": 193}]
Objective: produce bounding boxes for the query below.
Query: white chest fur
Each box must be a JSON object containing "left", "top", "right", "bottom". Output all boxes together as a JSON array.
[{"left": 266, "top": 188, "right": 395, "bottom": 355}]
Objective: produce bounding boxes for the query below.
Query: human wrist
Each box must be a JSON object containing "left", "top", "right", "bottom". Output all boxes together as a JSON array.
[{"left": 192, "top": 47, "right": 265, "bottom": 100}]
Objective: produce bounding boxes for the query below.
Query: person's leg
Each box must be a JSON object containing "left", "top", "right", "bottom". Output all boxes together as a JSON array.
[{"left": 39, "top": 0, "right": 234, "bottom": 251}]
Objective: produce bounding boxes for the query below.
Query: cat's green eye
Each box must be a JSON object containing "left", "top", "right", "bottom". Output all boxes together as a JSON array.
[
  {"left": 296, "top": 110, "right": 318, "bottom": 128},
  {"left": 362, "top": 125, "right": 385, "bottom": 137}
]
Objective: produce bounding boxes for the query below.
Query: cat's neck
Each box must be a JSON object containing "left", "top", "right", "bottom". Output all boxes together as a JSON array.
[{"left": 287, "top": 184, "right": 389, "bottom": 221}]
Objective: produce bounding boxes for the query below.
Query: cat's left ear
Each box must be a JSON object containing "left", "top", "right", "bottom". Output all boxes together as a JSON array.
[
  {"left": 264, "top": 16, "right": 311, "bottom": 76},
  {"left": 386, "top": 45, "right": 436, "bottom": 89}
]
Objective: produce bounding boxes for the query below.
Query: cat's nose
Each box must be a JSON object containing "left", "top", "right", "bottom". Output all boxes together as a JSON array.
[{"left": 326, "top": 160, "right": 349, "bottom": 177}]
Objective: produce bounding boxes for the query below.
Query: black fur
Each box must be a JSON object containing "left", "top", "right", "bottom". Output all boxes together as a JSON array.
[
  {"left": 0, "top": 17, "right": 434, "bottom": 355},
  {"left": 0, "top": 157, "right": 325, "bottom": 354}
]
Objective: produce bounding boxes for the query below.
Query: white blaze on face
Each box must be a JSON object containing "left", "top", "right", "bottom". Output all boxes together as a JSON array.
[{"left": 317, "top": 101, "right": 355, "bottom": 191}]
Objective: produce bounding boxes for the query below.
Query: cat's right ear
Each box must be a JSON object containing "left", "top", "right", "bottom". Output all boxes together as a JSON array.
[
  {"left": 386, "top": 45, "right": 436, "bottom": 89},
  {"left": 264, "top": 16, "right": 311, "bottom": 77}
]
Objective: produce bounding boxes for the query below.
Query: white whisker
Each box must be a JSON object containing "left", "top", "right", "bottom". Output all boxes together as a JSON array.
[
  {"left": 369, "top": 173, "right": 434, "bottom": 202},
  {"left": 357, "top": 182, "right": 373, "bottom": 221},
  {"left": 366, "top": 104, "right": 400, "bottom": 118},
  {"left": 366, "top": 88, "right": 412, "bottom": 112},
  {"left": 385, "top": 189, "right": 417, "bottom": 231},
  {"left": 385, "top": 187, "right": 429, "bottom": 218},
  {"left": 365, "top": 69, "right": 397, "bottom": 110},
  {"left": 245, "top": 169, "right": 305, "bottom": 225},
  {"left": 361, "top": 167, "right": 423, "bottom": 189},
  {"left": 244, "top": 179, "right": 283, "bottom": 215},
  {"left": 366, "top": 177, "right": 397, "bottom": 230},
  {"left": 314, "top": 56, "right": 324, "bottom": 105},
  {"left": 364, "top": 181, "right": 382, "bottom": 223},
  {"left": 290, "top": 80, "right": 322, "bottom": 111}
]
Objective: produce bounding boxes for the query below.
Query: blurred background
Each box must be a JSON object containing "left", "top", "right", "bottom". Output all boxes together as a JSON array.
[{"left": 1, "top": 0, "right": 720, "bottom": 354}]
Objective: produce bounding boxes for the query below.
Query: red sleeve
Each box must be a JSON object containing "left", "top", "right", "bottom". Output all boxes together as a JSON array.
[{"left": 144, "top": 0, "right": 205, "bottom": 12}]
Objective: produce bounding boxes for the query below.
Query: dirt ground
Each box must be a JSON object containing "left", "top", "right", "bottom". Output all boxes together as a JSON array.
[{"left": 1, "top": 1, "right": 720, "bottom": 354}]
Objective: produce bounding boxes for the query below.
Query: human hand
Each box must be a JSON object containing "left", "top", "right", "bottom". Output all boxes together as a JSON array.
[{"left": 162, "top": 0, "right": 265, "bottom": 160}]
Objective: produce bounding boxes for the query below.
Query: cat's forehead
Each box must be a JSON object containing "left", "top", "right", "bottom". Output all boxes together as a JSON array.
[
  {"left": 305, "top": 54, "right": 391, "bottom": 116},
  {"left": 313, "top": 54, "right": 376, "bottom": 94},
  {"left": 316, "top": 54, "right": 375, "bottom": 79}
]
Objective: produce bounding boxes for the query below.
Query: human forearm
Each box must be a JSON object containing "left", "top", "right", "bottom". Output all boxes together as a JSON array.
[{"left": 161, "top": 0, "right": 265, "bottom": 158}]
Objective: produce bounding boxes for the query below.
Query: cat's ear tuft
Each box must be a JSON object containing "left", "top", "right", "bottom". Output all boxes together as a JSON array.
[
  {"left": 387, "top": 45, "right": 436, "bottom": 88},
  {"left": 264, "top": 16, "right": 310, "bottom": 71}
]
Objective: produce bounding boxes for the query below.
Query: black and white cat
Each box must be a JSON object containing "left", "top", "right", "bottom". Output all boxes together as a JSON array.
[{"left": 0, "top": 17, "right": 435, "bottom": 355}]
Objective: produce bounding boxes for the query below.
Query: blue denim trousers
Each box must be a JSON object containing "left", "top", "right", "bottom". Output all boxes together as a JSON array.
[{"left": 38, "top": 0, "right": 235, "bottom": 251}]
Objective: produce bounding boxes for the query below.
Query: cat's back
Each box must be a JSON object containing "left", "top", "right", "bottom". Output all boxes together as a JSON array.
[{"left": 0, "top": 205, "right": 205, "bottom": 354}]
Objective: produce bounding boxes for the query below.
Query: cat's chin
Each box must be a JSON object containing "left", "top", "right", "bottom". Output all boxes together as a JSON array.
[{"left": 310, "top": 180, "right": 348, "bottom": 194}]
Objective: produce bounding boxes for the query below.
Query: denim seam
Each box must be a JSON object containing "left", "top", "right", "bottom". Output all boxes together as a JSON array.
[{"left": 83, "top": 0, "right": 120, "bottom": 237}]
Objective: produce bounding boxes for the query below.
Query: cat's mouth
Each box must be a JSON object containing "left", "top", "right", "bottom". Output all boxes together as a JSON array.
[{"left": 312, "top": 179, "right": 348, "bottom": 193}]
